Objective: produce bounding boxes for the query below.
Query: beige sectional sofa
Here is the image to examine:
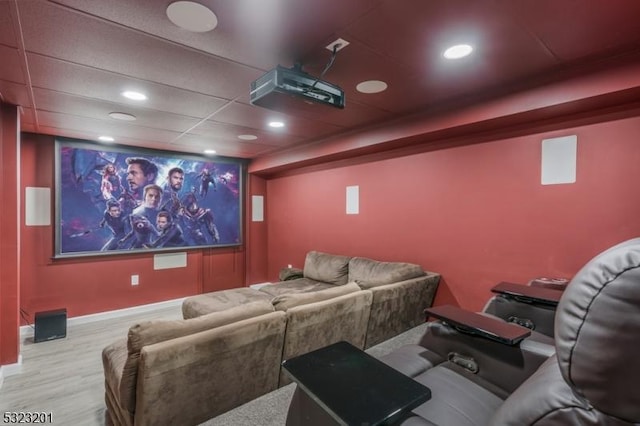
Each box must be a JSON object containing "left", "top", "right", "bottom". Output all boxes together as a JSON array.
[
  {"left": 102, "top": 301, "right": 285, "bottom": 426},
  {"left": 102, "top": 251, "right": 440, "bottom": 425},
  {"left": 259, "top": 251, "right": 441, "bottom": 347}
]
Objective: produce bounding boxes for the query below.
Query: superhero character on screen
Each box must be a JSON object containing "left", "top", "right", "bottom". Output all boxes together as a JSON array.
[
  {"left": 179, "top": 192, "right": 219, "bottom": 245},
  {"left": 196, "top": 167, "right": 216, "bottom": 199},
  {"left": 100, "top": 163, "right": 124, "bottom": 201},
  {"left": 144, "top": 211, "right": 185, "bottom": 248},
  {"left": 119, "top": 214, "right": 157, "bottom": 249},
  {"left": 131, "top": 184, "right": 162, "bottom": 225},
  {"left": 160, "top": 167, "right": 185, "bottom": 218},
  {"left": 125, "top": 157, "right": 158, "bottom": 200},
  {"left": 117, "top": 191, "right": 139, "bottom": 216},
  {"left": 99, "top": 200, "right": 128, "bottom": 251}
]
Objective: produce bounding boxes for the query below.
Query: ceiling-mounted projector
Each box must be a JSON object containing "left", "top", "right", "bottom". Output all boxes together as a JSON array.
[{"left": 250, "top": 65, "right": 345, "bottom": 111}]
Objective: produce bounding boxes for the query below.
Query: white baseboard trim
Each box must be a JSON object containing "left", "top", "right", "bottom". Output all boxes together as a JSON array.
[
  {"left": 20, "top": 297, "right": 186, "bottom": 339},
  {"left": 0, "top": 355, "right": 23, "bottom": 390}
]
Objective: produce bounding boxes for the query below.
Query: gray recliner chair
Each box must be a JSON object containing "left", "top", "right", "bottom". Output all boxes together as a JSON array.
[
  {"left": 381, "top": 238, "right": 640, "bottom": 398},
  {"left": 400, "top": 237, "right": 640, "bottom": 425},
  {"left": 482, "top": 280, "right": 564, "bottom": 338},
  {"left": 286, "top": 237, "right": 640, "bottom": 425},
  {"left": 376, "top": 282, "right": 564, "bottom": 397}
]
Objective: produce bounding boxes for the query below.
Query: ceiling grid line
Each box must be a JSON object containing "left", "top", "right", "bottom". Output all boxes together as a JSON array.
[
  {"left": 170, "top": 95, "right": 243, "bottom": 145},
  {"left": 11, "top": 0, "right": 39, "bottom": 130}
]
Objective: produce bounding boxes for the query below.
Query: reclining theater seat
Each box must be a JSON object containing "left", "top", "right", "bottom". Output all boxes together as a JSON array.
[
  {"left": 479, "top": 237, "right": 638, "bottom": 339},
  {"left": 382, "top": 268, "right": 614, "bottom": 396},
  {"left": 482, "top": 281, "right": 564, "bottom": 339},
  {"left": 378, "top": 281, "right": 562, "bottom": 396},
  {"left": 285, "top": 237, "right": 640, "bottom": 426},
  {"left": 403, "top": 237, "right": 640, "bottom": 426}
]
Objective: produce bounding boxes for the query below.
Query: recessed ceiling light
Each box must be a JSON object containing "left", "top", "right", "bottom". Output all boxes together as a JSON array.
[
  {"left": 268, "top": 121, "right": 284, "bottom": 128},
  {"left": 167, "top": 1, "right": 218, "bottom": 32},
  {"left": 121, "top": 91, "right": 147, "bottom": 101},
  {"left": 98, "top": 136, "right": 115, "bottom": 142},
  {"left": 238, "top": 134, "right": 258, "bottom": 140},
  {"left": 443, "top": 44, "right": 473, "bottom": 59},
  {"left": 356, "top": 80, "right": 388, "bottom": 94},
  {"left": 109, "top": 112, "right": 137, "bottom": 121},
  {"left": 204, "top": 149, "right": 217, "bottom": 155}
]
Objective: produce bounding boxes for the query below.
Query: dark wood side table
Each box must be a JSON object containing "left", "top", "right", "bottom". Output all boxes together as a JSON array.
[{"left": 282, "top": 341, "right": 431, "bottom": 426}]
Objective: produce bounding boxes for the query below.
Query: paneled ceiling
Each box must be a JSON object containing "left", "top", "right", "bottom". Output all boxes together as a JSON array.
[{"left": 2, "top": 0, "right": 640, "bottom": 159}]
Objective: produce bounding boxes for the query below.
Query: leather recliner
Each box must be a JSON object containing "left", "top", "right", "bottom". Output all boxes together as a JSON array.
[
  {"left": 383, "top": 238, "right": 640, "bottom": 396},
  {"left": 285, "top": 237, "right": 640, "bottom": 425},
  {"left": 397, "top": 237, "right": 640, "bottom": 425},
  {"left": 377, "top": 282, "right": 563, "bottom": 396},
  {"left": 482, "top": 280, "right": 564, "bottom": 338}
]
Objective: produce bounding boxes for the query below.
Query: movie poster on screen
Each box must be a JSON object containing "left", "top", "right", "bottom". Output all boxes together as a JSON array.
[{"left": 54, "top": 138, "right": 243, "bottom": 258}]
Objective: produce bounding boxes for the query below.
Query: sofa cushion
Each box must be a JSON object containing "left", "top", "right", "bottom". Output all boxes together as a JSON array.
[
  {"left": 348, "top": 256, "right": 425, "bottom": 289},
  {"left": 303, "top": 251, "right": 352, "bottom": 285},
  {"left": 102, "top": 338, "right": 129, "bottom": 415},
  {"left": 133, "top": 312, "right": 287, "bottom": 426},
  {"left": 271, "top": 282, "right": 361, "bottom": 311},
  {"left": 119, "top": 300, "right": 274, "bottom": 414},
  {"left": 182, "top": 287, "right": 272, "bottom": 319},
  {"left": 259, "top": 278, "right": 335, "bottom": 297}
]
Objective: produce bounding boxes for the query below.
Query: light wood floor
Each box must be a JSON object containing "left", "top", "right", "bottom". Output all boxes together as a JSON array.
[{"left": 0, "top": 305, "right": 183, "bottom": 426}]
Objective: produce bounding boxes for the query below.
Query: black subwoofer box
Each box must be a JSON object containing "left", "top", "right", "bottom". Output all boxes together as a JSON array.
[{"left": 34, "top": 308, "right": 67, "bottom": 343}]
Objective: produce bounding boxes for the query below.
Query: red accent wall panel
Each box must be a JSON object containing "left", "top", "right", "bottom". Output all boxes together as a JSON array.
[
  {"left": 202, "top": 247, "right": 245, "bottom": 293},
  {"left": 265, "top": 116, "right": 640, "bottom": 311},
  {"left": 245, "top": 174, "right": 268, "bottom": 284},
  {"left": 0, "top": 104, "right": 20, "bottom": 365}
]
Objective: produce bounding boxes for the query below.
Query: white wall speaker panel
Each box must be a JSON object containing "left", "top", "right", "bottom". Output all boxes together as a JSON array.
[
  {"left": 346, "top": 185, "right": 359, "bottom": 214},
  {"left": 25, "top": 187, "right": 51, "bottom": 226},
  {"left": 541, "top": 135, "right": 577, "bottom": 185},
  {"left": 154, "top": 252, "right": 187, "bottom": 270},
  {"left": 252, "top": 195, "right": 264, "bottom": 222}
]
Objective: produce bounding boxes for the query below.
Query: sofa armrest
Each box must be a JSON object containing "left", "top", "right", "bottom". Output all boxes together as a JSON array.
[
  {"left": 425, "top": 305, "right": 531, "bottom": 345},
  {"left": 102, "top": 338, "right": 127, "bottom": 398},
  {"left": 135, "top": 312, "right": 286, "bottom": 426},
  {"left": 491, "top": 281, "right": 563, "bottom": 307},
  {"left": 279, "top": 267, "right": 304, "bottom": 281},
  {"left": 102, "top": 338, "right": 135, "bottom": 425},
  {"left": 364, "top": 273, "right": 440, "bottom": 348},
  {"left": 280, "top": 291, "right": 373, "bottom": 386}
]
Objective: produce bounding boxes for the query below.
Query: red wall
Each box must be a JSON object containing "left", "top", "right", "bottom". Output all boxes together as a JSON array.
[
  {"left": 246, "top": 174, "right": 268, "bottom": 284},
  {"left": 18, "top": 134, "right": 246, "bottom": 320},
  {"left": 264, "top": 116, "right": 640, "bottom": 311},
  {"left": 0, "top": 104, "right": 20, "bottom": 365}
]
